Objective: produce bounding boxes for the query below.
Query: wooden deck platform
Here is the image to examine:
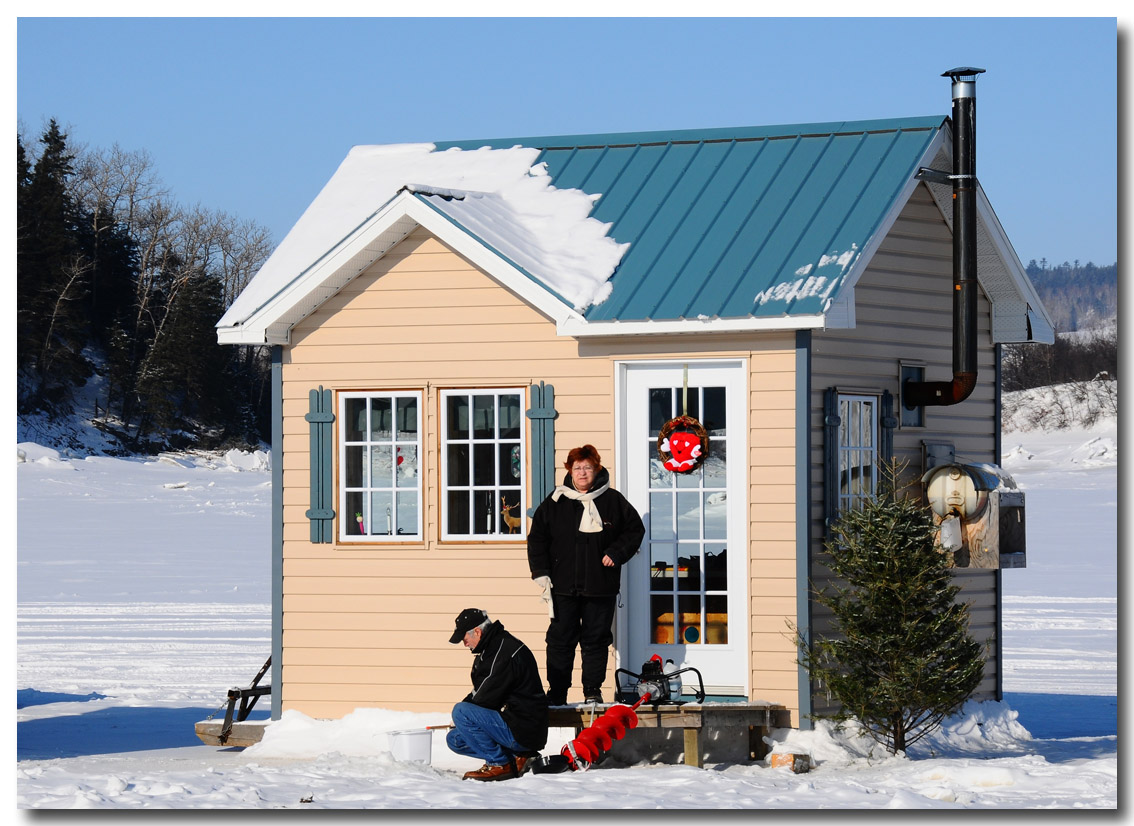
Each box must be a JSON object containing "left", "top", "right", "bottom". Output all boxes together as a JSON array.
[
  {"left": 195, "top": 701, "right": 792, "bottom": 767},
  {"left": 195, "top": 719, "right": 269, "bottom": 748},
  {"left": 549, "top": 701, "right": 790, "bottom": 767}
]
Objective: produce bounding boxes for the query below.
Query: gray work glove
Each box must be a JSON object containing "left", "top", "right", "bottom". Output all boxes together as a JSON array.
[{"left": 534, "top": 575, "right": 554, "bottom": 619}]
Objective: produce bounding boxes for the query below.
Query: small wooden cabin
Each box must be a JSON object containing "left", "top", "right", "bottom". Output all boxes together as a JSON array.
[{"left": 218, "top": 103, "right": 1052, "bottom": 728}]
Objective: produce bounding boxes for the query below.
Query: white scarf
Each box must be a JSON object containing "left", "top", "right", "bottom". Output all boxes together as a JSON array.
[{"left": 551, "top": 482, "right": 610, "bottom": 533}]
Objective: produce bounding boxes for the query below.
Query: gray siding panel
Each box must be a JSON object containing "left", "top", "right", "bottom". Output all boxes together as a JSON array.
[{"left": 807, "top": 185, "right": 1001, "bottom": 714}]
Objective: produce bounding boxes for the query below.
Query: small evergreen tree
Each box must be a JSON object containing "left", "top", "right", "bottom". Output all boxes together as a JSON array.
[{"left": 799, "top": 468, "right": 985, "bottom": 753}]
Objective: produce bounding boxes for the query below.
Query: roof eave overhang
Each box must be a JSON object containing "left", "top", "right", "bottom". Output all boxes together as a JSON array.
[
  {"left": 558, "top": 313, "right": 828, "bottom": 338},
  {"left": 216, "top": 191, "right": 585, "bottom": 346}
]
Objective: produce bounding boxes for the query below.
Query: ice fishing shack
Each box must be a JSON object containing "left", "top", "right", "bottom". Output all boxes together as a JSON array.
[{"left": 212, "top": 68, "right": 1053, "bottom": 740}]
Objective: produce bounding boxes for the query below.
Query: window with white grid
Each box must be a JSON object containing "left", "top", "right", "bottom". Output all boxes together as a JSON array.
[
  {"left": 339, "top": 391, "right": 422, "bottom": 542},
  {"left": 440, "top": 389, "right": 526, "bottom": 540}
]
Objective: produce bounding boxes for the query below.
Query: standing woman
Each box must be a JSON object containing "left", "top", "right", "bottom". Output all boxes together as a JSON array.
[{"left": 527, "top": 445, "right": 645, "bottom": 705}]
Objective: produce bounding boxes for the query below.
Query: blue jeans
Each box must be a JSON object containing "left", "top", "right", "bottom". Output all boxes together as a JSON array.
[{"left": 446, "top": 701, "right": 527, "bottom": 766}]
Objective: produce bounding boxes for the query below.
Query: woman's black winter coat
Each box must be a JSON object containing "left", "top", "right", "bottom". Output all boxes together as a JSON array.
[
  {"left": 527, "top": 468, "right": 645, "bottom": 597},
  {"left": 465, "top": 620, "right": 549, "bottom": 751}
]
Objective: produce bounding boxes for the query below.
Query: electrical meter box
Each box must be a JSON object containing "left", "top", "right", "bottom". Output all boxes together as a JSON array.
[{"left": 921, "top": 463, "right": 1026, "bottom": 569}]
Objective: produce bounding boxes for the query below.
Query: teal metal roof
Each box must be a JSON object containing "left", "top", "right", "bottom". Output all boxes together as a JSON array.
[{"left": 435, "top": 116, "right": 946, "bottom": 322}]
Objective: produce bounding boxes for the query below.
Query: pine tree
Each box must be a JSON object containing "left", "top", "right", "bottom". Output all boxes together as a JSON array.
[
  {"left": 799, "top": 469, "right": 985, "bottom": 753},
  {"left": 17, "top": 120, "right": 93, "bottom": 413}
]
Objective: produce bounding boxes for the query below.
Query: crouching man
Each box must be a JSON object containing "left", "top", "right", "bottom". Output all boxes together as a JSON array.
[{"left": 446, "top": 608, "right": 549, "bottom": 781}]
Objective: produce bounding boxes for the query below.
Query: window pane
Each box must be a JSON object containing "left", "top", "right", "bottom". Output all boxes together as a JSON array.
[
  {"left": 473, "top": 443, "right": 495, "bottom": 486},
  {"left": 677, "top": 548, "right": 701, "bottom": 591},
  {"left": 677, "top": 492, "right": 701, "bottom": 541},
  {"left": 703, "top": 386, "right": 726, "bottom": 434},
  {"left": 704, "top": 491, "right": 727, "bottom": 539},
  {"left": 473, "top": 395, "right": 495, "bottom": 439},
  {"left": 397, "top": 397, "right": 418, "bottom": 440},
  {"left": 447, "top": 395, "right": 469, "bottom": 440},
  {"left": 501, "top": 492, "right": 523, "bottom": 535},
  {"left": 704, "top": 443, "right": 726, "bottom": 487},
  {"left": 649, "top": 493, "right": 675, "bottom": 540},
  {"left": 678, "top": 595, "right": 702, "bottom": 644},
  {"left": 676, "top": 462, "right": 702, "bottom": 488},
  {"left": 706, "top": 594, "right": 728, "bottom": 644},
  {"left": 395, "top": 445, "right": 417, "bottom": 487},
  {"left": 472, "top": 489, "right": 495, "bottom": 534},
  {"left": 649, "top": 457, "right": 674, "bottom": 490},
  {"left": 499, "top": 394, "right": 521, "bottom": 439},
  {"left": 370, "top": 397, "right": 392, "bottom": 441},
  {"left": 650, "top": 544, "right": 676, "bottom": 592},
  {"left": 649, "top": 388, "right": 672, "bottom": 436},
  {"left": 447, "top": 444, "right": 469, "bottom": 486},
  {"left": 682, "top": 388, "right": 700, "bottom": 422},
  {"left": 397, "top": 491, "right": 419, "bottom": 536},
  {"left": 651, "top": 594, "right": 675, "bottom": 644},
  {"left": 448, "top": 490, "right": 469, "bottom": 535},
  {"left": 370, "top": 490, "right": 394, "bottom": 535},
  {"left": 345, "top": 398, "right": 366, "bottom": 442},
  {"left": 499, "top": 443, "right": 522, "bottom": 485},
  {"left": 705, "top": 543, "right": 728, "bottom": 591},
  {"left": 346, "top": 491, "right": 364, "bottom": 536},
  {"left": 370, "top": 445, "right": 393, "bottom": 489},
  {"left": 345, "top": 446, "right": 365, "bottom": 488}
]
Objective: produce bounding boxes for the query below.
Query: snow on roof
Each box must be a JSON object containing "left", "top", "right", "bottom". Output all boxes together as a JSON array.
[{"left": 218, "top": 144, "right": 628, "bottom": 330}]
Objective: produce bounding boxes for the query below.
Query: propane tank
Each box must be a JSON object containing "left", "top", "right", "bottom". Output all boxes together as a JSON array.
[{"left": 664, "top": 659, "right": 681, "bottom": 700}]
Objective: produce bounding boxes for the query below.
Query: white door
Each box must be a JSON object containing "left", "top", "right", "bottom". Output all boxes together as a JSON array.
[{"left": 618, "top": 361, "right": 749, "bottom": 697}]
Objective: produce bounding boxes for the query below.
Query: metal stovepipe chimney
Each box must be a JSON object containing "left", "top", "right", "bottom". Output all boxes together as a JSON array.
[{"left": 904, "top": 66, "right": 985, "bottom": 409}]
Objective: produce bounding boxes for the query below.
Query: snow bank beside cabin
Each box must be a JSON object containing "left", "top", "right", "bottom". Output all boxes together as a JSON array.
[{"left": 220, "top": 144, "right": 629, "bottom": 326}]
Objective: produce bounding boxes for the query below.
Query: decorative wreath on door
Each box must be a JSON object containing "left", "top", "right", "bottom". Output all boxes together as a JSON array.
[{"left": 657, "top": 415, "right": 709, "bottom": 474}]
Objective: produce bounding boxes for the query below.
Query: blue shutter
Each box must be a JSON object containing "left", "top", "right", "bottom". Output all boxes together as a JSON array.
[
  {"left": 525, "top": 381, "right": 558, "bottom": 517},
  {"left": 304, "top": 386, "right": 335, "bottom": 543},
  {"left": 823, "top": 387, "right": 839, "bottom": 535},
  {"left": 879, "top": 390, "right": 897, "bottom": 493}
]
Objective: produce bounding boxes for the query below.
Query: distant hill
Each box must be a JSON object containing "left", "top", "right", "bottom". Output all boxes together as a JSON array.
[{"left": 1024, "top": 260, "right": 1117, "bottom": 333}]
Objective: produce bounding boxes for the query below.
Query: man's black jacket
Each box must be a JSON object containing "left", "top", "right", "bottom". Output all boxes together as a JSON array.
[{"left": 464, "top": 620, "right": 549, "bottom": 751}]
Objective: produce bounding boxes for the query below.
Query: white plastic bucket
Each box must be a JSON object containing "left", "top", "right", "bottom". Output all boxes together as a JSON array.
[{"left": 388, "top": 728, "right": 433, "bottom": 764}]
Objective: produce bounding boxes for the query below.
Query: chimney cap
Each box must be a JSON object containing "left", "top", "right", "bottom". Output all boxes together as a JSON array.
[{"left": 942, "top": 67, "right": 986, "bottom": 81}]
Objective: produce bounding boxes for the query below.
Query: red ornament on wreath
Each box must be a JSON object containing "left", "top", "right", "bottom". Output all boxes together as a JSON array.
[{"left": 657, "top": 415, "right": 709, "bottom": 474}]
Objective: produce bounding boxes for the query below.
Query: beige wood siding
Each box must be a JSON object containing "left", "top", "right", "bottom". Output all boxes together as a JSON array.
[
  {"left": 808, "top": 184, "right": 1001, "bottom": 713},
  {"left": 279, "top": 227, "right": 803, "bottom": 723}
]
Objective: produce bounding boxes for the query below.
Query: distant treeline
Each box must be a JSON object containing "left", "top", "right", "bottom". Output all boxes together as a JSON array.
[
  {"left": 1024, "top": 259, "right": 1117, "bottom": 333},
  {"left": 1001, "top": 260, "right": 1118, "bottom": 393},
  {"left": 17, "top": 120, "right": 273, "bottom": 452}
]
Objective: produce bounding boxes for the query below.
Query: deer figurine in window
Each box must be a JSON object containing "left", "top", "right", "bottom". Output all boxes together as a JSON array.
[{"left": 501, "top": 496, "right": 523, "bottom": 534}]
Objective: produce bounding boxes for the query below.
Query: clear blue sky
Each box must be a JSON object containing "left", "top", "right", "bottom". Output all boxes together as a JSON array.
[{"left": 16, "top": 16, "right": 1121, "bottom": 268}]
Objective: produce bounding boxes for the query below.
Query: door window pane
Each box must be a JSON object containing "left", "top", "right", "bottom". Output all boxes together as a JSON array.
[
  {"left": 649, "top": 493, "right": 675, "bottom": 540},
  {"left": 651, "top": 594, "right": 675, "bottom": 644},
  {"left": 678, "top": 595, "right": 702, "bottom": 644},
  {"left": 676, "top": 492, "right": 701, "bottom": 540},
  {"left": 705, "top": 543, "right": 728, "bottom": 591},
  {"left": 650, "top": 544, "right": 676, "bottom": 592},
  {"left": 704, "top": 492, "right": 727, "bottom": 539},
  {"left": 641, "top": 384, "right": 730, "bottom": 646},
  {"left": 706, "top": 594, "right": 728, "bottom": 644}
]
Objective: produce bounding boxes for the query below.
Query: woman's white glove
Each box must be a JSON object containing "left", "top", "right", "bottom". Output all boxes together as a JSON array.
[{"left": 534, "top": 575, "right": 554, "bottom": 619}]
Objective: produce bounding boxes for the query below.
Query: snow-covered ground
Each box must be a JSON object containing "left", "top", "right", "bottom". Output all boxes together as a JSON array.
[{"left": 14, "top": 388, "right": 1118, "bottom": 809}]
